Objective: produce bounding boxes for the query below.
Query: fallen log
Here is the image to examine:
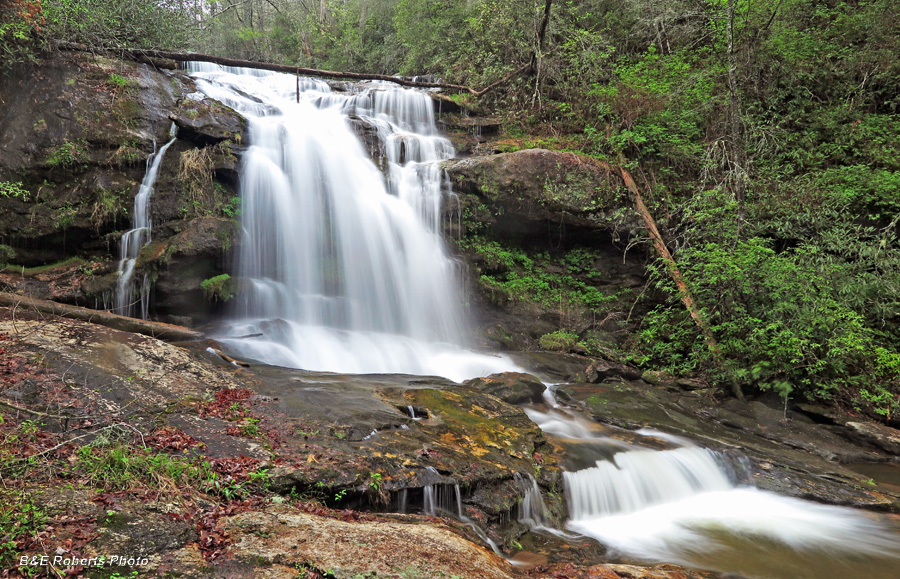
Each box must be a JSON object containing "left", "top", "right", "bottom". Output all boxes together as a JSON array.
[
  {"left": 613, "top": 167, "right": 745, "bottom": 402},
  {"left": 0, "top": 292, "right": 203, "bottom": 342},
  {"left": 54, "top": 42, "right": 484, "bottom": 95}
]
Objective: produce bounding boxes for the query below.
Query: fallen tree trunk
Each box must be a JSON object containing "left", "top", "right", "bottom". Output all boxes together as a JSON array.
[
  {"left": 0, "top": 293, "right": 203, "bottom": 342},
  {"left": 613, "top": 167, "right": 745, "bottom": 401},
  {"left": 54, "top": 41, "right": 528, "bottom": 96}
]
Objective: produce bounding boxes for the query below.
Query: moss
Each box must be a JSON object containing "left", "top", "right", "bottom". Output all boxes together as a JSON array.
[
  {"left": 539, "top": 331, "right": 579, "bottom": 351},
  {"left": 0, "top": 257, "right": 87, "bottom": 276},
  {"left": 199, "top": 273, "right": 234, "bottom": 302}
]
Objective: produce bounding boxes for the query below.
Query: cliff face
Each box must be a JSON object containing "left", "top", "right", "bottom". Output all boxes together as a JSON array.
[
  {"left": 0, "top": 51, "right": 242, "bottom": 323},
  {"left": 0, "top": 51, "right": 646, "bottom": 346}
]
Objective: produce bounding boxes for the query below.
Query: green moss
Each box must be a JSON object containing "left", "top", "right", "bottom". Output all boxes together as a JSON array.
[
  {"left": 0, "top": 257, "right": 86, "bottom": 276},
  {"left": 539, "top": 331, "right": 579, "bottom": 351},
  {"left": 200, "top": 273, "right": 234, "bottom": 302}
]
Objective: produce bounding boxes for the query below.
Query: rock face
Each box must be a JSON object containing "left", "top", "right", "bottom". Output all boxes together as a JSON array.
[
  {"left": 445, "top": 149, "right": 631, "bottom": 239},
  {"left": 0, "top": 52, "right": 245, "bottom": 324}
]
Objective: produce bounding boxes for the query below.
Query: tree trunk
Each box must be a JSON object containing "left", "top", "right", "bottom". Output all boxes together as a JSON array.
[
  {"left": 55, "top": 41, "right": 524, "bottom": 95},
  {"left": 0, "top": 293, "right": 203, "bottom": 342},
  {"left": 727, "top": 0, "right": 746, "bottom": 222},
  {"left": 614, "top": 166, "right": 745, "bottom": 401}
]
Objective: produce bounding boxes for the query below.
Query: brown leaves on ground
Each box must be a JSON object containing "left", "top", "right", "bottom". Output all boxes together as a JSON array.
[{"left": 146, "top": 426, "right": 205, "bottom": 452}]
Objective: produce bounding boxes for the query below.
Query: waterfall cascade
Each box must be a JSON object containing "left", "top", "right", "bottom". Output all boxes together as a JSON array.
[
  {"left": 187, "top": 64, "right": 518, "bottom": 381},
  {"left": 115, "top": 127, "right": 176, "bottom": 318},
  {"left": 526, "top": 393, "right": 900, "bottom": 579}
]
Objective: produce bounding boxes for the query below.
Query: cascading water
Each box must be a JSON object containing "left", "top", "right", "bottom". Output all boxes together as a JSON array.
[
  {"left": 187, "top": 64, "right": 518, "bottom": 381},
  {"left": 526, "top": 396, "right": 900, "bottom": 579},
  {"left": 115, "top": 125, "right": 177, "bottom": 318}
]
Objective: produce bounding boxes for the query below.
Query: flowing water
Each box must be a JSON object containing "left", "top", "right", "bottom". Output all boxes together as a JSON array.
[
  {"left": 115, "top": 126, "right": 176, "bottom": 318},
  {"left": 527, "top": 403, "right": 900, "bottom": 579},
  {"left": 183, "top": 63, "right": 900, "bottom": 578},
  {"left": 187, "top": 64, "right": 518, "bottom": 381}
]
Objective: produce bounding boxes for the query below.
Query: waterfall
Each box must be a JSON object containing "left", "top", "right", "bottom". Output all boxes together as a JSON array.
[
  {"left": 564, "top": 447, "right": 734, "bottom": 518},
  {"left": 543, "top": 415, "right": 900, "bottom": 576},
  {"left": 187, "top": 64, "right": 519, "bottom": 381},
  {"left": 115, "top": 127, "right": 176, "bottom": 318}
]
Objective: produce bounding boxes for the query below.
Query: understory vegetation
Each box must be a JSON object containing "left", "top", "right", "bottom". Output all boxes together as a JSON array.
[{"left": 1, "top": 0, "right": 898, "bottom": 418}]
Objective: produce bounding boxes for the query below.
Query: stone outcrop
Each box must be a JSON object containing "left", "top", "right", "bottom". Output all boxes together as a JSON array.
[
  {"left": 445, "top": 149, "right": 632, "bottom": 239},
  {"left": 0, "top": 51, "right": 244, "bottom": 324}
]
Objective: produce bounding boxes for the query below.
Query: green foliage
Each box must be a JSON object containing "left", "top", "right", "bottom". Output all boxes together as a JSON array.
[
  {"left": 75, "top": 442, "right": 213, "bottom": 489},
  {"left": 42, "top": 0, "right": 195, "bottom": 50},
  {"left": 0, "top": 181, "right": 29, "bottom": 200},
  {"left": 0, "top": 244, "right": 14, "bottom": 265},
  {"left": 636, "top": 195, "right": 899, "bottom": 413},
  {"left": 462, "top": 238, "right": 625, "bottom": 315},
  {"left": 46, "top": 139, "right": 87, "bottom": 167},
  {"left": 107, "top": 72, "right": 130, "bottom": 88},
  {"left": 200, "top": 273, "right": 234, "bottom": 302},
  {"left": 0, "top": 0, "right": 44, "bottom": 69},
  {"left": 539, "top": 331, "right": 578, "bottom": 351},
  {"left": 0, "top": 492, "right": 46, "bottom": 569}
]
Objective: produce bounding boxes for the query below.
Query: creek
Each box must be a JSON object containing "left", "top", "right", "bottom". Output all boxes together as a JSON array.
[{"left": 184, "top": 64, "right": 900, "bottom": 578}]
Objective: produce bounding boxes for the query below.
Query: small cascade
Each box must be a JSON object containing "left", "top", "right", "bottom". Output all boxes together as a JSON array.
[
  {"left": 564, "top": 447, "right": 733, "bottom": 518},
  {"left": 187, "top": 64, "right": 521, "bottom": 381},
  {"left": 114, "top": 126, "right": 176, "bottom": 318},
  {"left": 513, "top": 472, "right": 552, "bottom": 529},
  {"left": 528, "top": 405, "right": 900, "bottom": 577}
]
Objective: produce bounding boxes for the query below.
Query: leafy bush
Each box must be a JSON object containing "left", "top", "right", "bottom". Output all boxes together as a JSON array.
[
  {"left": 636, "top": 196, "right": 900, "bottom": 416},
  {"left": 42, "top": 0, "right": 194, "bottom": 50}
]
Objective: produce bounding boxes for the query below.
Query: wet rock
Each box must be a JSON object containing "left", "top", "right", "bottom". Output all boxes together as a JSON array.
[
  {"left": 586, "top": 360, "right": 642, "bottom": 383},
  {"left": 567, "top": 381, "right": 900, "bottom": 511},
  {"left": 844, "top": 422, "right": 900, "bottom": 456},
  {"left": 534, "top": 562, "right": 724, "bottom": 579},
  {"left": 223, "top": 506, "right": 517, "bottom": 579},
  {"left": 509, "top": 351, "right": 594, "bottom": 383},
  {"left": 348, "top": 114, "right": 386, "bottom": 170},
  {"left": 138, "top": 216, "right": 238, "bottom": 324},
  {"left": 641, "top": 369, "right": 676, "bottom": 387},
  {"left": 170, "top": 94, "right": 245, "bottom": 146},
  {"left": 438, "top": 114, "right": 502, "bottom": 136},
  {"left": 465, "top": 372, "right": 546, "bottom": 404}
]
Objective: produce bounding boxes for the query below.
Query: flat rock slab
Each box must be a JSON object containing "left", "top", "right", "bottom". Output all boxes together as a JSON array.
[{"left": 224, "top": 506, "right": 517, "bottom": 579}]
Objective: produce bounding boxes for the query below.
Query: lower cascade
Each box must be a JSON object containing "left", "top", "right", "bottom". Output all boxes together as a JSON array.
[
  {"left": 188, "top": 63, "right": 518, "bottom": 381},
  {"left": 537, "top": 406, "right": 900, "bottom": 579}
]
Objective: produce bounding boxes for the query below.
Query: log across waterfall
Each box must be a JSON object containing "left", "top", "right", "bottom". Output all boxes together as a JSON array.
[{"left": 187, "top": 63, "right": 520, "bottom": 381}]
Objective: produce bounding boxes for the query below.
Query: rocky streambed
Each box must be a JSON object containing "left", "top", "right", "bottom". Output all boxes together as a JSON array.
[{"left": 2, "top": 305, "right": 899, "bottom": 578}]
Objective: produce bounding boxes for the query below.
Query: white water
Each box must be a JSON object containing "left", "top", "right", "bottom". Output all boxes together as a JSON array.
[
  {"left": 524, "top": 401, "right": 900, "bottom": 578},
  {"left": 115, "top": 127, "right": 177, "bottom": 318},
  {"left": 187, "top": 64, "right": 519, "bottom": 381}
]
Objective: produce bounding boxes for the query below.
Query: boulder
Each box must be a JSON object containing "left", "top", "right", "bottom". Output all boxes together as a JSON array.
[
  {"left": 464, "top": 372, "right": 546, "bottom": 404},
  {"left": 445, "top": 149, "right": 630, "bottom": 239},
  {"left": 844, "top": 422, "right": 900, "bottom": 456},
  {"left": 170, "top": 94, "right": 245, "bottom": 147},
  {"left": 223, "top": 506, "right": 517, "bottom": 579},
  {"left": 586, "top": 360, "right": 642, "bottom": 382},
  {"left": 138, "top": 217, "right": 238, "bottom": 323}
]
